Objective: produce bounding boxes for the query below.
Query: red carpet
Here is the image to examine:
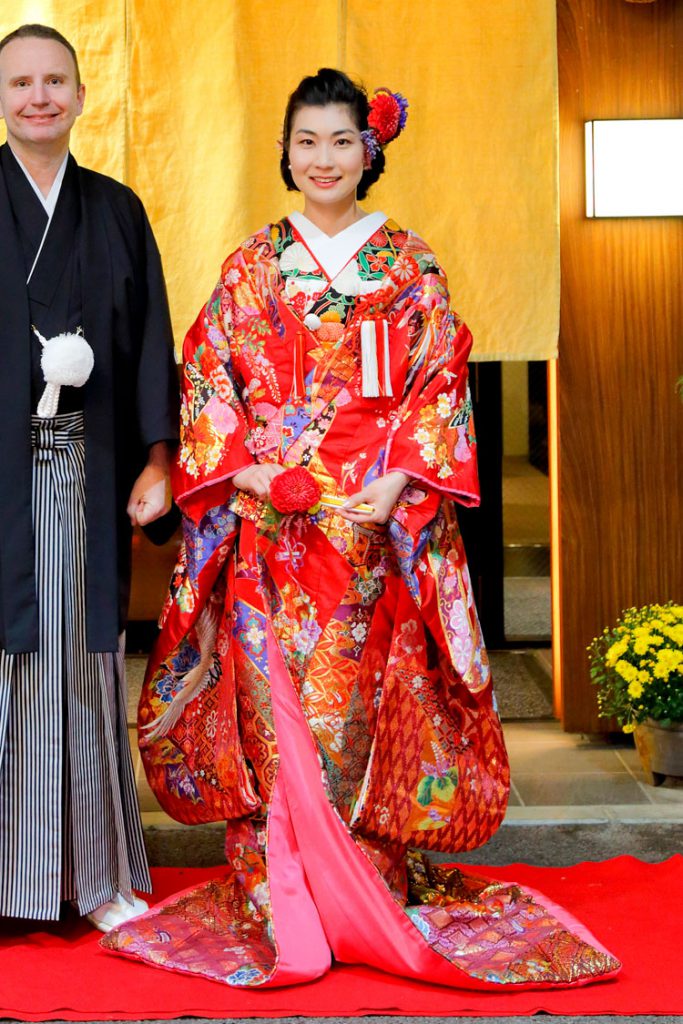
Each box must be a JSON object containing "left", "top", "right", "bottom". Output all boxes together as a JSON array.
[{"left": 1, "top": 856, "right": 681, "bottom": 1019}]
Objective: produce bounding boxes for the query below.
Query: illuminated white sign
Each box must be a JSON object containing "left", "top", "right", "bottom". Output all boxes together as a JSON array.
[{"left": 585, "top": 119, "right": 683, "bottom": 217}]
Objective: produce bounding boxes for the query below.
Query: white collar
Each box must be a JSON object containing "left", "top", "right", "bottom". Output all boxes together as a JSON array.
[
  {"left": 9, "top": 147, "right": 69, "bottom": 218},
  {"left": 288, "top": 211, "right": 388, "bottom": 281}
]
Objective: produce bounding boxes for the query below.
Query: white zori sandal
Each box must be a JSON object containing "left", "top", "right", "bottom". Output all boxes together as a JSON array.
[{"left": 85, "top": 893, "right": 149, "bottom": 934}]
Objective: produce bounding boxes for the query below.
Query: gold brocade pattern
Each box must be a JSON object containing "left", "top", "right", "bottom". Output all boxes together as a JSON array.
[
  {"left": 104, "top": 219, "right": 618, "bottom": 991},
  {"left": 406, "top": 851, "right": 621, "bottom": 984}
]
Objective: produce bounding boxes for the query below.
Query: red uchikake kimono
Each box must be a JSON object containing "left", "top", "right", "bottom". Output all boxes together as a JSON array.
[{"left": 103, "top": 215, "right": 620, "bottom": 989}]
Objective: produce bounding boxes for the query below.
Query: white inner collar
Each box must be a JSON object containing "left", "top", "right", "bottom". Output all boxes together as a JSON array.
[
  {"left": 288, "top": 211, "right": 388, "bottom": 281},
  {"left": 10, "top": 147, "right": 69, "bottom": 218}
]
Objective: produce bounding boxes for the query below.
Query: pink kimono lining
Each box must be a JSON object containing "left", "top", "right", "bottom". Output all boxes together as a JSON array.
[
  {"left": 263, "top": 625, "right": 618, "bottom": 989},
  {"left": 102, "top": 626, "right": 619, "bottom": 990}
]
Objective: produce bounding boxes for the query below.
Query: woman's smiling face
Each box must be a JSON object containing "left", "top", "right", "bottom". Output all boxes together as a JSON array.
[{"left": 287, "top": 103, "right": 365, "bottom": 214}]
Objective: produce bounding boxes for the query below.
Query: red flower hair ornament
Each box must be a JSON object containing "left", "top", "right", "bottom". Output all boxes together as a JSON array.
[
  {"left": 360, "top": 88, "right": 408, "bottom": 167},
  {"left": 270, "top": 466, "right": 322, "bottom": 514}
]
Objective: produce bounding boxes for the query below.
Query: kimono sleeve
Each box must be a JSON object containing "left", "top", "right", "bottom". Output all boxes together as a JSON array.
[
  {"left": 384, "top": 266, "right": 480, "bottom": 507},
  {"left": 135, "top": 205, "right": 180, "bottom": 449},
  {"left": 173, "top": 259, "right": 254, "bottom": 521}
]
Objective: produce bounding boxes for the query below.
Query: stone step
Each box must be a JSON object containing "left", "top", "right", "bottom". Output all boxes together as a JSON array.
[{"left": 140, "top": 811, "right": 683, "bottom": 868}]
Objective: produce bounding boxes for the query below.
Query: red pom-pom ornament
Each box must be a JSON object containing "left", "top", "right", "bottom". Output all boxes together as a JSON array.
[{"left": 270, "top": 466, "right": 321, "bottom": 514}]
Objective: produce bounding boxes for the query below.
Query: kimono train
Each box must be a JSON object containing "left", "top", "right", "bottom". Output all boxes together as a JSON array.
[{"left": 103, "top": 214, "right": 620, "bottom": 988}]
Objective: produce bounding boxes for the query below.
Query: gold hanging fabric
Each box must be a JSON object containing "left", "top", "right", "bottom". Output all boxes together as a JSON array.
[{"left": 1, "top": 0, "right": 559, "bottom": 361}]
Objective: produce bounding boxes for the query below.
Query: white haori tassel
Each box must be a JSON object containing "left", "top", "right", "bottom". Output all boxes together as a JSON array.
[
  {"left": 360, "top": 318, "right": 392, "bottom": 398},
  {"left": 34, "top": 327, "right": 95, "bottom": 418}
]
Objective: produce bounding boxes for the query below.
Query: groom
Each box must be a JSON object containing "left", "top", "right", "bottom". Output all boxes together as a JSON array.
[{"left": 0, "top": 23, "right": 178, "bottom": 930}]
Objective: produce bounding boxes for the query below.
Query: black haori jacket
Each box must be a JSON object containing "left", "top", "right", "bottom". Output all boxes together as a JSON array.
[{"left": 0, "top": 145, "right": 179, "bottom": 654}]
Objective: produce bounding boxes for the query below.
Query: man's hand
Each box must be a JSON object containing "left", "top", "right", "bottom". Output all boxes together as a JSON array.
[
  {"left": 127, "top": 442, "right": 173, "bottom": 527},
  {"left": 232, "top": 463, "right": 286, "bottom": 500},
  {"left": 340, "top": 471, "right": 411, "bottom": 525}
]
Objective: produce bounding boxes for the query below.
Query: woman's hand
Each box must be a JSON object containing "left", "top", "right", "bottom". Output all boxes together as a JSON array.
[
  {"left": 232, "top": 463, "right": 285, "bottom": 500},
  {"left": 340, "top": 471, "right": 411, "bottom": 525}
]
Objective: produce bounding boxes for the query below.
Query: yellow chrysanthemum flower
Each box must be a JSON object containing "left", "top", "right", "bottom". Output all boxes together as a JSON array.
[
  {"left": 591, "top": 603, "right": 681, "bottom": 728},
  {"left": 662, "top": 624, "right": 683, "bottom": 645},
  {"left": 615, "top": 659, "right": 638, "bottom": 682},
  {"left": 605, "top": 639, "right": 629, "bottom": 667},
  {"left": 653, "top": 648, "right": 683, "bottom": 676}
]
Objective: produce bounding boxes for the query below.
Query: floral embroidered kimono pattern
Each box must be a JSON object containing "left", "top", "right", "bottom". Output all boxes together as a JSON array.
[{"left": 103, "top": 215, "right": 620, "bottom": 988}]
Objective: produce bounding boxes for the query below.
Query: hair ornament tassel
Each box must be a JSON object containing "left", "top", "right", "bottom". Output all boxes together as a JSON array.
[{"left": 360, "top": 129, "right": 382, "bottom": 166}]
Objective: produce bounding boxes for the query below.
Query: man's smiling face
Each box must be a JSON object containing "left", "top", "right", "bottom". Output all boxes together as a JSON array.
[{"left": 0, "top": 35, "right": 85, "bottom": 156}]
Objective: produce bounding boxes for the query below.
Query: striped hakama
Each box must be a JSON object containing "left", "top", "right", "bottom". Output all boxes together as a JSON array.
[{"left": 0, "top": 412, "right": 150, "bottom": 920}]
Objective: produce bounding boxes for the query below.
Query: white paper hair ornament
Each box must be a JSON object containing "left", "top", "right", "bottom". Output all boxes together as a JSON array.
[{"left": 33, "top": 326, "right": 95, "bottom": 418}]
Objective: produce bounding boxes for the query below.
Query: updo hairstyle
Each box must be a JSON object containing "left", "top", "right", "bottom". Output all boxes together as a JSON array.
[{"left": 280, "top": 68, "right": 386, "bottom": 201}]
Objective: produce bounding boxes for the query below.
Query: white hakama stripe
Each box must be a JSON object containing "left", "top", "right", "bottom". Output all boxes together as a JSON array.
[{"left": 0, "top": 412, "right": 150, "bottom": 920}]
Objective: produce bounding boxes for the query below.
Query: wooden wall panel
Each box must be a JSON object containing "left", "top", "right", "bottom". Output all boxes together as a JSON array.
[{"left": 557, "top": 0, "right": 683, "bottom": 731}]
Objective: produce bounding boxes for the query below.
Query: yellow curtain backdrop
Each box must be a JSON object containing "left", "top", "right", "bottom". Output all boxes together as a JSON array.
[
  {"left": 0, "top": 1, "right": 558, "bottom": 360},
  {"left": 0, "top": 0, "right": 127, "bottom": 178}
]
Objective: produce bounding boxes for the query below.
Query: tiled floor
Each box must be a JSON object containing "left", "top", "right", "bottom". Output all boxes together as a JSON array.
[{"left": 504, "top": 720, "right": 683, "bottom": 825}]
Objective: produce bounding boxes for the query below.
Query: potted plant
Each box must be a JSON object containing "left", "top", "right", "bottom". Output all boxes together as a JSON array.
[{"left": 588, "top": 603, "right": 683, "bottom": 784}]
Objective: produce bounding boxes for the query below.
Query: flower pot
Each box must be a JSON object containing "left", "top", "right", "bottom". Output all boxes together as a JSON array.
[{"left": 634, "top": 719, "right": 683, "bottom": 786}]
